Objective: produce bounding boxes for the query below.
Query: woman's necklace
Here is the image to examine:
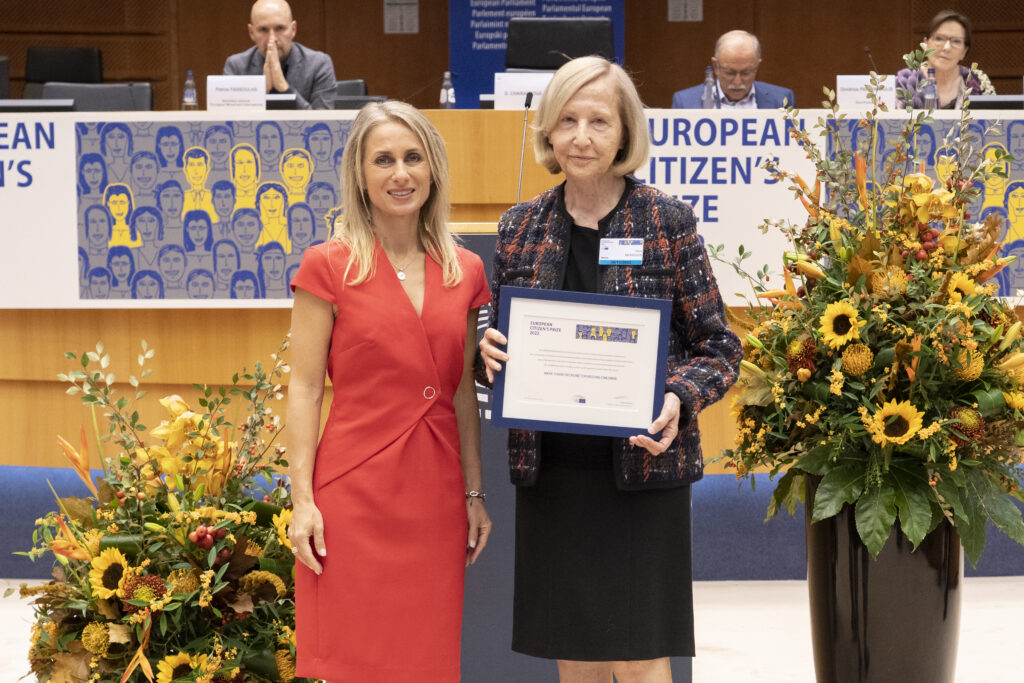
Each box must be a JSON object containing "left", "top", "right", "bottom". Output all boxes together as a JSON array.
[{"left": 388, "top": 252, "right": 418, "bottom": 281}]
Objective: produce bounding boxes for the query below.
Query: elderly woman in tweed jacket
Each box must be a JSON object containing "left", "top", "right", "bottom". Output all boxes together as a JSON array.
[{"left": 477, "top": 56, "right": 741, "bottom": 683}]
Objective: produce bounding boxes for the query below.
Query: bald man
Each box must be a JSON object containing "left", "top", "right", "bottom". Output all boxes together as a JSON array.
[
  {"left": 672, "top": 30, "right": 794, "bottom": 109},
  {"left": 223, "top": 0, "right": 337, "bottom": 110}
]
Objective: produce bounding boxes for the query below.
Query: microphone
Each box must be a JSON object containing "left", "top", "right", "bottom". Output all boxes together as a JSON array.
[
  {"left": 516, "top": 91, "right": 534, "bottom": 205},
  {"left": 863, "top": 45, "right": 879, "bottom": 75}
]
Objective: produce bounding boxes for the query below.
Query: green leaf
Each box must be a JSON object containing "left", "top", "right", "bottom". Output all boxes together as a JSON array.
[
  {"left": 971, "top": 388, "right": 1006, "bottom": 417},
  {"left": 956, "top": 486, "right": 986, "bottom": 567},
  {"left": 812, "top": 465, "right": 865, "bottom": 521},
  {"left": 767, "top": 470, "right": 805, "bottom": 520},
  {"left": 794, "top": 445, "right": 834, "bottom": 476},
  {"left": 889, "top": 465, "right": 933, "bottom": 547},
  {"left": 855, "top": 483, "right": 898, "bottom": 557}
]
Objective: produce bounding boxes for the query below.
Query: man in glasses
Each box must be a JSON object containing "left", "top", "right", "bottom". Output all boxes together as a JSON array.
[{"left": 671, "top": 30, "right": 795, "bottom": 109}]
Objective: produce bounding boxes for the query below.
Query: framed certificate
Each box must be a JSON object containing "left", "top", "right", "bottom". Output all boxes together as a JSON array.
[{"left": 491, "top": 286, "right": 672, "bottom": 437}]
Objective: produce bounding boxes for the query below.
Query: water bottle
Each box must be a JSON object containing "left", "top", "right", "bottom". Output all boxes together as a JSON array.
[
  {"left": 700, "top": 65, "right": 719, "bottom": 109},
  {"left": 182, "top": 70, "right": 198, "bottom": 111},
  {"left": 921, "top": 67, "right": 937, "bottom": 110},
  {"left": 440, "top": 71, "right": 455, "bottom": 109}
]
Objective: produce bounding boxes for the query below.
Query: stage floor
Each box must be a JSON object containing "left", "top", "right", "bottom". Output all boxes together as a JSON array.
[{"left": 3, "top": 576, "right": 1020, "bottom": 681}]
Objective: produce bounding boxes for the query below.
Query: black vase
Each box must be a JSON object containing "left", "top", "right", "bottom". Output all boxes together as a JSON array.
[{"left": 805, "top": 478, "right": 962, "bottom": 683}]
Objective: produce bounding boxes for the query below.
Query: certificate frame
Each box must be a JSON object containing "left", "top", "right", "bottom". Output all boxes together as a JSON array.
[{"left": 491, "top": 286, "right": 672, "bottom": 438}]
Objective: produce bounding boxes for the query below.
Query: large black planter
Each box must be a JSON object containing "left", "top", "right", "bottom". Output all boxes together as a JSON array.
[{"left": 805, "top": 479, "right": 962, "bottom": 683}]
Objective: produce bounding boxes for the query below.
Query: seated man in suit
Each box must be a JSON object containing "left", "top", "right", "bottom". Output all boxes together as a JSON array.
[
  {"left": 223, "top": 0, "right": 336, "bottom": 110},
  {"left": 672, "top": 30, "right": 794, "bottom": 109}
]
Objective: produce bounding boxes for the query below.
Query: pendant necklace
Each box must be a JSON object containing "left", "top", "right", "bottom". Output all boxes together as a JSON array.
[{"left": 389, "top": 253, "right": 417, "bottom": 281}]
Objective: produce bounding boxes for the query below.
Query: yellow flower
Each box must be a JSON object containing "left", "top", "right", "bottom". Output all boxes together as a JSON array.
[
  {"left": 273, "top": 509, "right": 292, "bottom": 550},
  {"left": 819, "top": 301, "right": 865, "bottom": 349},
  {"left": 81, "top": 622, "right": 109, "bottom": 656},
  {"left": 88, "top": 548, "right": 129, "bottom": 600},
  {"left": 1003, "top": 391, "right": 1024, "bottom": 412},
  {"left": 912, "top": 188, "right": 958, "bottom": 223},
  {"left": 867, "top": 400, "right": 925, "bottom": 447},
  {"left": 947, "top": 273, "right": 976, "bottom": 304},
  {"left": 829, "top": 367, "right": 845, "bottom": 396},
  {"left": 156, "top": 652, "right": 194, "bottom": 683},
  {"left": 274, "top": 649, "right": 297, "bottom": 682},
  {"left": 240, "top": 570, "right": 287, "bottom": 598},
  {"left": 168, "top": 568, "right": 201, "bottom": 594},
  {"left": 955, "top": 349, "right": 984, "bottom": 381},
  {"left": 902, "top": 172, "right": 933, "bottom": 195},
  {"left": 841, "top": 343, "right": 874, "bottom": 376},
  {"left": 159, "top": 394, "right": 191, "bottom": 418}
]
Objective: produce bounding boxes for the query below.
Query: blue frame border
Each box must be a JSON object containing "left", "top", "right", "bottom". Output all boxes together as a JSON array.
[{"left": 491, "top": 286, "right": 671, "bottom": 438}]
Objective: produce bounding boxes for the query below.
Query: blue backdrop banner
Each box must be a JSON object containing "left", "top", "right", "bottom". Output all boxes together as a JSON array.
[{"left": 449, "top": 0, "right": 625, "bottom": 109}]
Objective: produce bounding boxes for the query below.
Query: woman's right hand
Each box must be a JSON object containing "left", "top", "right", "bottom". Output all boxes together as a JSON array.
[
  {"left": 478, "top": 328, "right": 508, "bottom": 383},
  {"left": 288, "top": 500, "right": 327, "bottom": 575}
]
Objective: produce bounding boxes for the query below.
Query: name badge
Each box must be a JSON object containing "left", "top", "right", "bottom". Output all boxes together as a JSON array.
[{"left": 599, "top": 238, "right": 644, "bottom": 265}]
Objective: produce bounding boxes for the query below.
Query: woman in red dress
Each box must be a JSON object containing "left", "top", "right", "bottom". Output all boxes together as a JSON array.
[{"left": 286, "top": 101, "right": 492, "bottom": 681}]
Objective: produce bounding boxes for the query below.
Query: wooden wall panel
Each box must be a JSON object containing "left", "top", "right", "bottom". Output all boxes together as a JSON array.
[{"left": 0, "top": 1, "right": 1018, "bottom": 112}]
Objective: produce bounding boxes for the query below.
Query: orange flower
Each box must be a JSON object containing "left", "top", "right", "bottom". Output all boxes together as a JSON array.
[
  {"left": 57, "top": 426, "right": 98, "bottom": 498},
  {"left": 49, "top": 515, "right": 91, "bottom": 561}
]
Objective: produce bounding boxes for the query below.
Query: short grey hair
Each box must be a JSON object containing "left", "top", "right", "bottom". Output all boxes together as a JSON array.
[{"left": 714, "top": 30, "right": 761, "bottom": 60}]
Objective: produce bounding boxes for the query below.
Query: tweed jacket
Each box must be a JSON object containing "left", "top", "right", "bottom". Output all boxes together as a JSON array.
[
  {"left": 223, "top": 43, "right": 336, "bottom": 110},
  {"left": 475, "top": 179, "right": 742, "bottom": 490}
]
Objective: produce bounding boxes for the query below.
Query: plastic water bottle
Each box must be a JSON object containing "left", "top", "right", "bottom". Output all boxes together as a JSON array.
[
  {"left": 700, "top": 66, "right": 719, "bottom": 109},
  {"left": 182, "top": 70, "right": 198, "bottom": 111},
  {"left": 440, "top": 71, "right": 455, "bottom": 109},
  {"left": 921, "top": 67, "right": 937, "bottom": 110}
]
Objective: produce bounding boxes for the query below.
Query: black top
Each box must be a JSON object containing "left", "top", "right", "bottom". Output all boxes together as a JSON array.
[{"left": 540, "top": 224, "right": 614, "bottom": 469}]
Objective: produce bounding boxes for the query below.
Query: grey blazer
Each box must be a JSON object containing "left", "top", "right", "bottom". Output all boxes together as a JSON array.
[{"left": 223, "top": 42, "right": 336, "bottom": 110}]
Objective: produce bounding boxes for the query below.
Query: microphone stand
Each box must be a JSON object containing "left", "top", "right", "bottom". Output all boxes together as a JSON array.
[{"left": 516, "top": 91, "right": 534, "bottom": 205}]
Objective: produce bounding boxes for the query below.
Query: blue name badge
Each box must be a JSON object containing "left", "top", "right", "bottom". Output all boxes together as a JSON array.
[{"left": 599, "top": 238, "right": 644, "bottom": 265}]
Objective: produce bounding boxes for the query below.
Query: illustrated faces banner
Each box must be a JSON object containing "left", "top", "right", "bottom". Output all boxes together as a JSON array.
[
  {"left": 73, "top": 118, "right": 352, "bottom": 302},
  {"left": 450, "top": 0, "right": 625, "bottom": 110},
  {"left": 635, "top": 111, "right": 1024, "bottom": 302}
]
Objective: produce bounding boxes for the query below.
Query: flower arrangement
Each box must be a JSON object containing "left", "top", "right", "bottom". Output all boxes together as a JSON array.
[
  {"left": 713, "top": 48, "right": 1024, "bottom": 565},
  {"left": 15, "top": 339, "right": 311, "bottom": 682}
]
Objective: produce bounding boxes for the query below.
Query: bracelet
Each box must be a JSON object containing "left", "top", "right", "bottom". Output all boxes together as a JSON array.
[{"left": 465, "top": 490, "right": 486, "bottom": 502}]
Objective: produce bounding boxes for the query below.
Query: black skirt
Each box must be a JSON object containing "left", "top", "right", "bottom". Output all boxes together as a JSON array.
[{"left": 511, "top": 457, "right": 695, "bottom": 661}]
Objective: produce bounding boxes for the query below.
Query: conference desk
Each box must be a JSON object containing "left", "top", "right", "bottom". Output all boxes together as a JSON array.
[{"left": 2, "top": 108, "right": 1022, "bottom": 468}]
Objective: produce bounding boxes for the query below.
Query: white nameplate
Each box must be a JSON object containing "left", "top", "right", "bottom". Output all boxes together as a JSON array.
[
  {"left": 836, "top": 75, "right": 896, "bottom": 110},
  {"left": 495, "top": 72, "right": 554, "bottom": 111},
  {"left": 206, "top": 75, "right": 266, "bottom": 111}
]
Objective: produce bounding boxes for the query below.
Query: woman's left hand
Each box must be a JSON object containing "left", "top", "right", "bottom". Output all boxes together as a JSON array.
[
  {"left": 629, "top": 392, "right": 682, "bottom": 455},
  {"left": 466, "top": 499, "right": 492, "bottom": 566}
]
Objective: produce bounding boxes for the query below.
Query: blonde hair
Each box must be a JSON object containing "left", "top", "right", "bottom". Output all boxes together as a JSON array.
[
  {"left": 532, "top": 56, "right": 650, "bottom": 176},
  {"left": 333, "top": 100, "right": 462, "bottom": 286}
]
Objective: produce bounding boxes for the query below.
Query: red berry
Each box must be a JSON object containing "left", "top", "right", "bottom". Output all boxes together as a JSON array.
[
  {"left": 924, "top": 241, "right": 937, "bottom": 252},
  {"left": 901, "top": 250, "right": 909, "bottom": 258},
  {"left": 263, "top": 495, "right": 270, "bottom": 502},
  {"left": 797, "top": 286, "right": 806, "bottom": 297},
  {"left": 196, "top": 525, "right": 207, "bottom": 538},
  {"left": 214, "top": 528, "right": 227, "bottom": 540},
  {"left": 916, "top": 249, "right": 928, "bottom": 261},
  {"left": 199, "top": 535, "right": 214, "bottom": 550},
  {"left": 116, "top": 490, "right": 126, "bottom": 499},
  {"left": 188, "top": 531, "right": 199, "bottom": 544}
]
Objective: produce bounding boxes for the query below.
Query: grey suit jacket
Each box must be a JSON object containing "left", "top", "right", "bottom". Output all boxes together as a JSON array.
[
  {"left": 223, "top": 42, "right": 336, "bottom": 110},
  {"left": 671, "top": 81, "right": 795, "bottom": 109}
]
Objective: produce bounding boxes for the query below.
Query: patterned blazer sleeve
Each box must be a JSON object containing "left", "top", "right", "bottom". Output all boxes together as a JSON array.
[
  {"left": 472, "top": 208, "right": 516, "bottom": 388},
  {"left": 663, "top": 200, "right": 742, "bottom": 426}
]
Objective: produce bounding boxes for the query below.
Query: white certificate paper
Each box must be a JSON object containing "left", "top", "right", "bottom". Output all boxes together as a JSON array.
[{"left": 492, "top": 287, "right": 671, "bottom": 437}]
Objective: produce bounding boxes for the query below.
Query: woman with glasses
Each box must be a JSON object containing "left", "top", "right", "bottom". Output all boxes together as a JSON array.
[{"left": 896, "top": 9, "right": 995, "bottom": 110}]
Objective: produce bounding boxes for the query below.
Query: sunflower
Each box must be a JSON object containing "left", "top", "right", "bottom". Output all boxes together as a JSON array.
[
  {"left": 867, "top": 400, "right": 925, "bottom": 447},
  {"left": 819, "top": 301, "right": 865, "bottom": 349},
  {"left": 947, "top": 273, "right": 977, "bottom": 304},
  {"left": 88, "top": 548, "right": 129, "bottom": 600},
  {"left": 273, "top": 509, "right": 292, "bottom": 550},
  {"left": 156, "top": 652, "right": 194, "bottom": 683}
]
